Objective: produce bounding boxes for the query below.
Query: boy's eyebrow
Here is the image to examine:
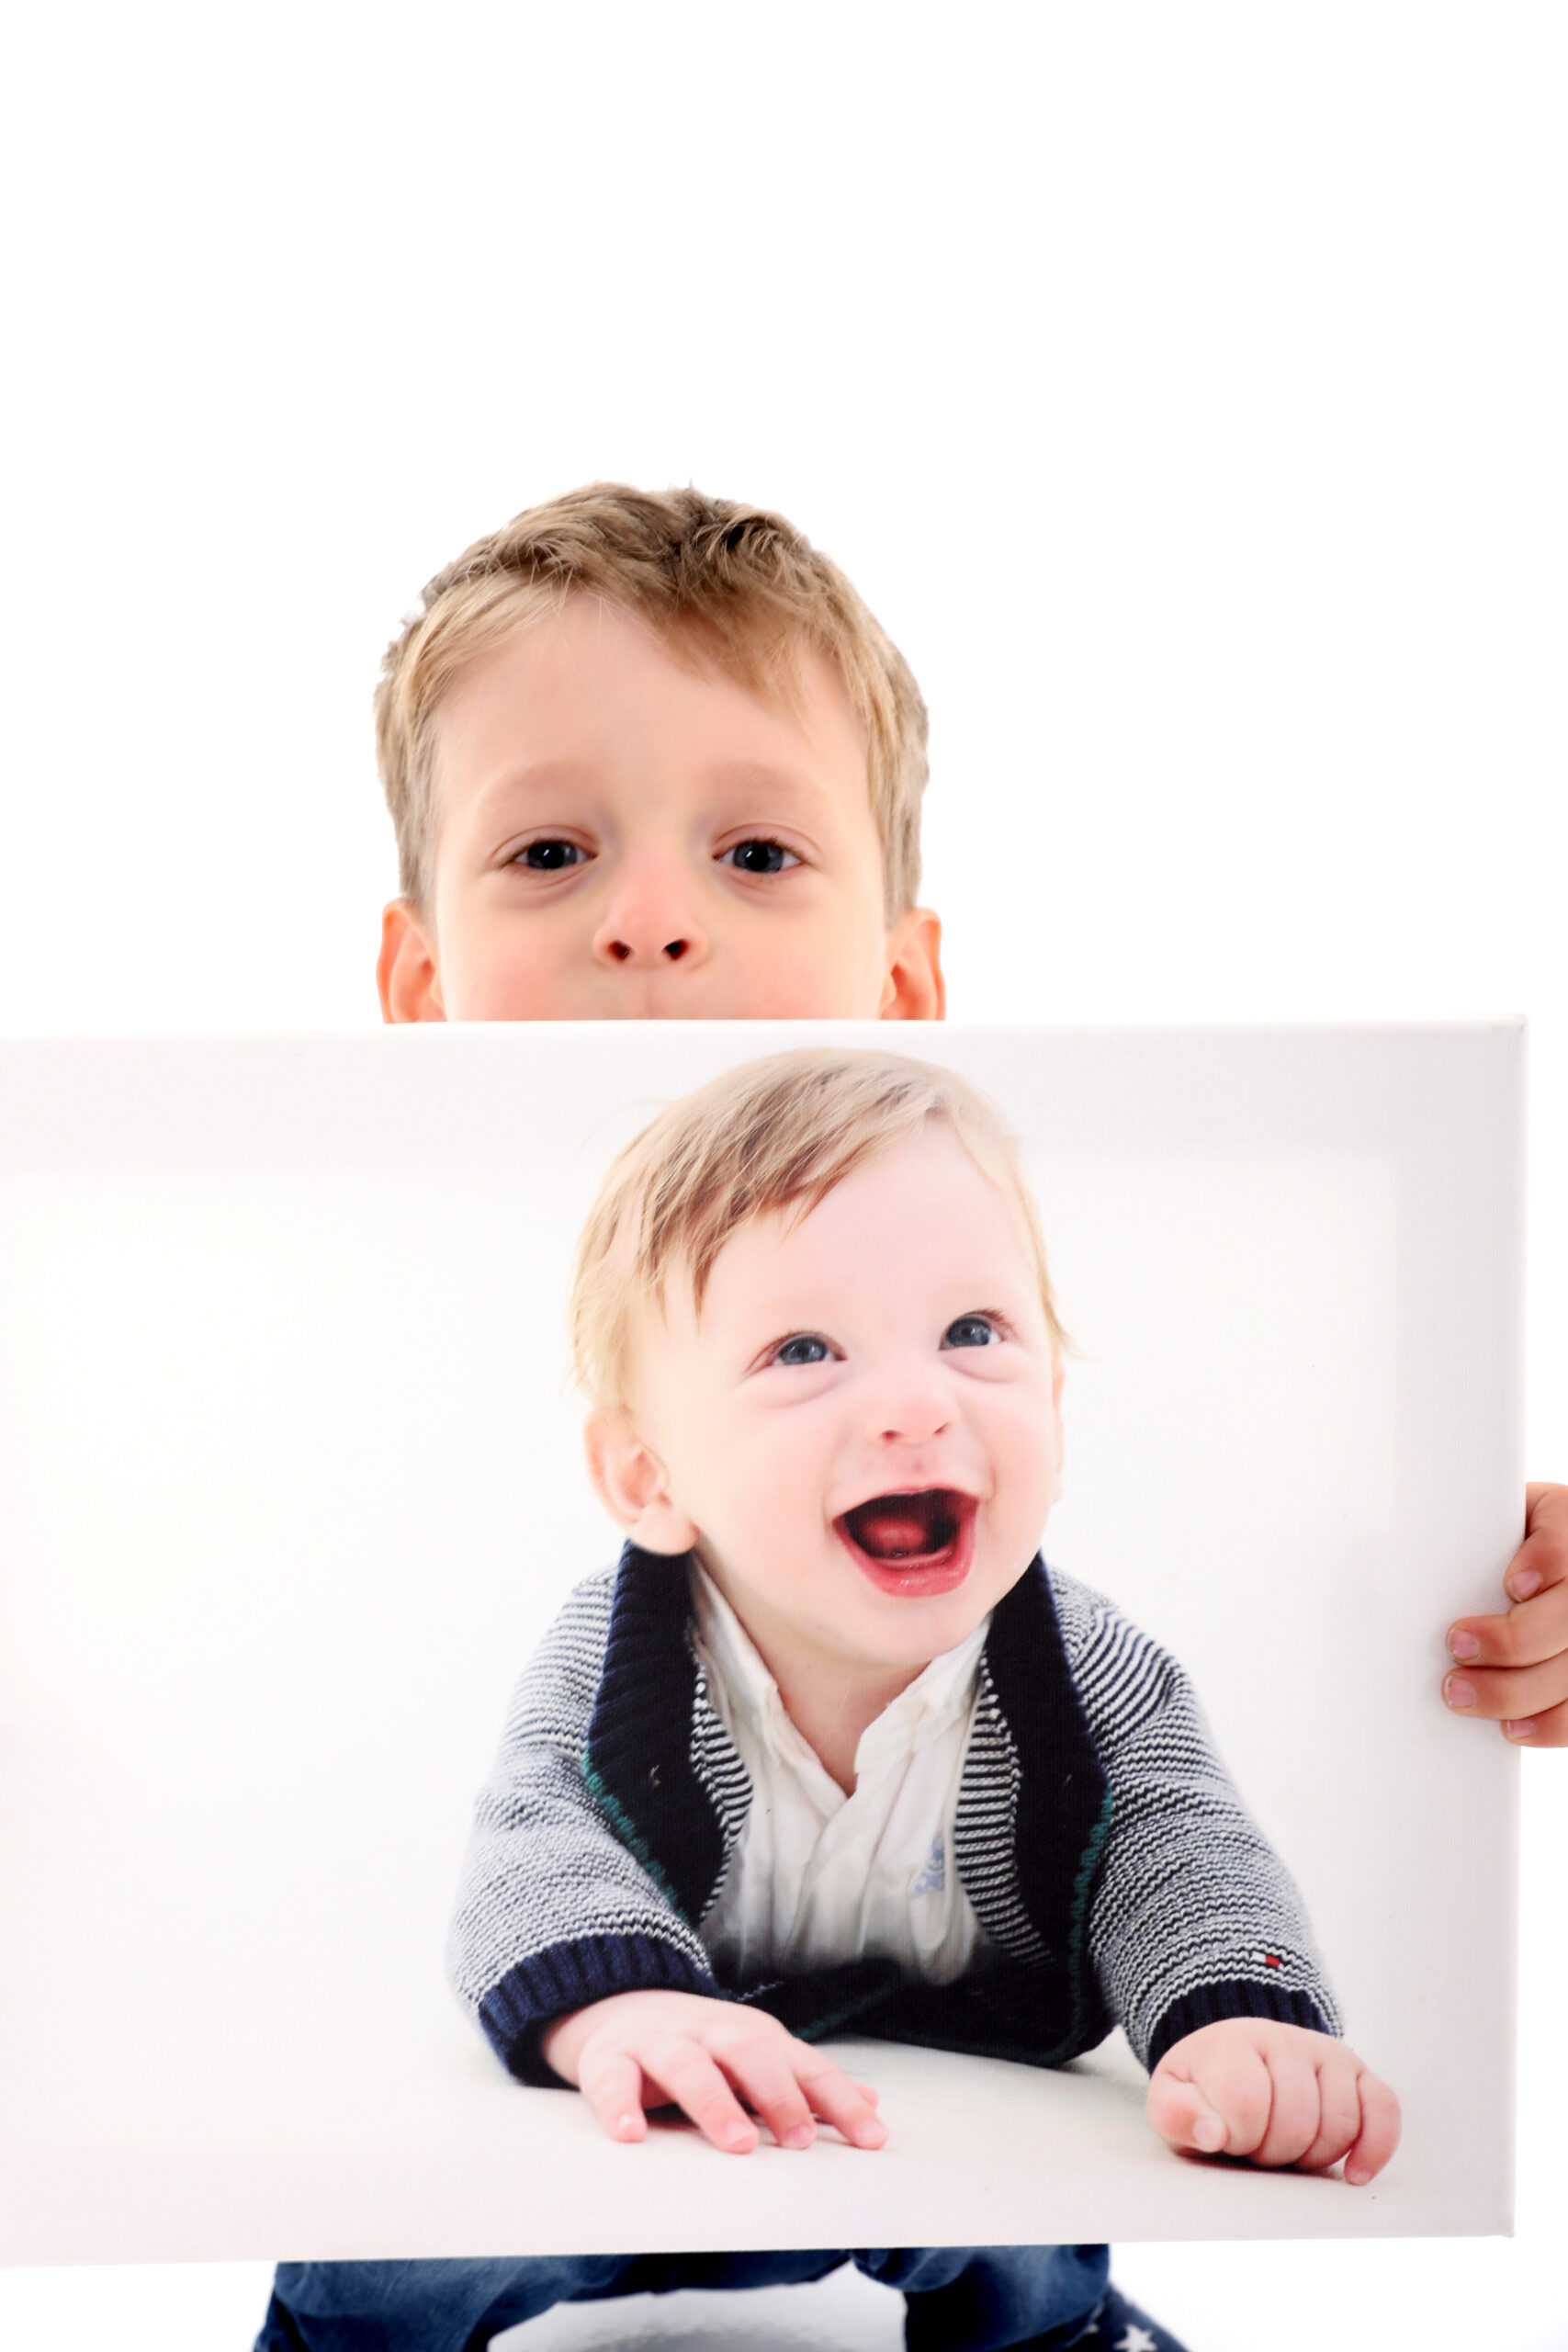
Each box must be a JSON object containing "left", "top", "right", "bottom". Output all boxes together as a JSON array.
[
  {"left": 466, "top": 758, "right": 848, "bottom": 829},
  {"left": 465, "top": 757, "right": 609, "bottom": 820}
]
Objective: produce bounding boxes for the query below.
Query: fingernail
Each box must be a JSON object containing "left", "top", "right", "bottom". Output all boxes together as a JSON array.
[
  {"left": 859, "top": 2119, "right": 888, "bottom": 2147},
  {"left": 1505, "top": 1718, "right": 1537, "bottom": 1742},
  {"left": 723, "top": 2122, "right": 754, "bottom": 2151},
  {"left": 1189, "top": 2115, "right": 1226, "bottom": 2153},
  {"left": 783, "top": 2122, "right": 815, "bottom": 2149},
  {"left": 1445, "top": 1675, "right": 1477, "bottom": 1709},
  {"left": 1346, "top": 2165, "right": 1371, "bottom": 2186},
  {"left": 616, "top": 2113, "right": 639, "bottom": 2138},
  {"left": 1510, "top": 1567, "right": 1542, "bottom": 1600},
  {"left": 1448, "top": 1629, "right": 1481, "bottom": 1661}
]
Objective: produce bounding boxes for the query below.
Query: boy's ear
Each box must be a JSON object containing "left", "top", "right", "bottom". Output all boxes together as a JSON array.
[
  {"left": 878, "top": 906, "right": 945, "bottom": 1022},
  {"left": 378, "top": 900, "right": 446, "bottom": 1023},
  {"left": 584, "top": 1412, "right": 699, "bottom": 1555}
]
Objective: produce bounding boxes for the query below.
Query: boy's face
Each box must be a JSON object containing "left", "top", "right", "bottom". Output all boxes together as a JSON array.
[
  {"left": 590, "top": 1131, "right": 1064, "bottom": 1691},
  {"left": 378, "top": 598, "right": 944, "bottom": 1023}
]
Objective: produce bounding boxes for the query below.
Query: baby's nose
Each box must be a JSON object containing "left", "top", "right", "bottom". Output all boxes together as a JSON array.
[{"left": 869, "top": 1370, "right": 952, "bottom": 1446}]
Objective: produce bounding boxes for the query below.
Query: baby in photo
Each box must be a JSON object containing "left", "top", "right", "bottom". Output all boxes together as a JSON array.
[{"left": 450, "top": 1045, "right": 1401, "bottom": 2181}]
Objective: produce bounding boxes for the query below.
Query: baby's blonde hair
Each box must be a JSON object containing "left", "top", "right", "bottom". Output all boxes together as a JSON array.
[
  {"left": 570, "top": 1048, "right": 1068, "bottom": 1413},
  {"left": 375, "top": 483, "right": 929, "bottom": 922}
]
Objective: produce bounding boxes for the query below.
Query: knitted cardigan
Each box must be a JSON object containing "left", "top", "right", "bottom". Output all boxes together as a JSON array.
[{"left": 449, "top": 1545, "right": 1340, "bottom": 2086}]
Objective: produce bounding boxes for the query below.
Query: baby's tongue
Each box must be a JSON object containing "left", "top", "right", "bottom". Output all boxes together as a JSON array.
[{"left": 847, "top": 1493, "right": 947, "bottom": 1561}]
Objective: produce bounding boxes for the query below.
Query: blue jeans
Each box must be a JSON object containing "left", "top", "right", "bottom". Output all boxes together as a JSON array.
[{"left": 256, "top": 2246, "right": 1111, "bottom": 2352}]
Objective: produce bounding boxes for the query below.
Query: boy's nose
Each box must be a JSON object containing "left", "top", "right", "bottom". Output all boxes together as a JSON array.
[{"left": 590, "top": 849, "right": 709, "bottom": 973}]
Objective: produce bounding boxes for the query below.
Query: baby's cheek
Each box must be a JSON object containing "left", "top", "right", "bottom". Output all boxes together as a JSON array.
[
  {"left": 709, "top": 1459, "right": 822, "bottom": 1575},
  {"left": 994, "top": 1414, "right": 1061, "bottom": 1544}
]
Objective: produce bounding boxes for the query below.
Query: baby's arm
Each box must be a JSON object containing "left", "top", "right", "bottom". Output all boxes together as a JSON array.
[
  {"left": 1060, "top": 1574, "right": 1345, "bottom": 2067},
  {"left": 449, "top": 1575, "right": 886, "bottom": 2151},
  {"left": 1446, "top": 1482, "right": 1568, "bottom": 1747},
  {"left": 447, "top": 1574, "right": 722, "bottom": 2082},
  {"left": 1056, "top": 1572, "right": 1398, "bottom": 2177},
  {"left": 1146, "top": 2017, "right": 1401, "bottom": 2183},
  {"left": 539, "top": 1989, "right": 886, "bottom": 2154}
]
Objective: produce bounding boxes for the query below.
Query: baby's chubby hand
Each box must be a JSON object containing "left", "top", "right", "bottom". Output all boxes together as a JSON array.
[
  {"left": 538, "top": 1989, "right": 888, "bottom": 2155},
  {"left": 1146, "top": 2018, "right": 1400, "bottom": 2184}
]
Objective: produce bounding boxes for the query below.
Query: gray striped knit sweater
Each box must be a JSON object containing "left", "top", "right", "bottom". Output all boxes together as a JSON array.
[{"left": 449, "top": 1545, "right": 1340, "bottom": 2086}]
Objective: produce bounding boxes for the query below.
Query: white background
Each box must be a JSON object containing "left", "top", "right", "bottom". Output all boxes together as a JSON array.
[{"left": 1, "top": 2, "right": 1563, "bottom": 2346}]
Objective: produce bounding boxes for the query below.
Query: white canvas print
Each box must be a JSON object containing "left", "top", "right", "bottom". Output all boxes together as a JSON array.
[{"left": 0, "top": 1020, "right": 1520, "bottom": 2262}]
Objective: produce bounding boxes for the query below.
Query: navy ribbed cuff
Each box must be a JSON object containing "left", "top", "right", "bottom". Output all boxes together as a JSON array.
[
  {"left": 478, "top": 1932, "right": 726, "bottom": 2086},
  {"left": 1146, "top": 1978, "right": 1336, "bottom": 2072}
]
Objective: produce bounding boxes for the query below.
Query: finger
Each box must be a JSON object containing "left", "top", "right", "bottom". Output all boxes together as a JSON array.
[
  {"left": 716, "top": 2043, "right": 820, "bottom": 2151},
  {"left": 1517, "top": 1482, "right": 1568, "bottom": 1598},
  {"left": 1448, "top": 1573, "right": 1568, "bottom": 1675},
  {"left": 1343, "top": 2071, "right": 1403, "bottom": 2185},
  {"left": 575, "top": 2047, "right": 649, "bottom": 2144},
  {"left": 698, "top": 2020, "right": 885, "bottom": 2147},
  {"left": 1445, "top": 1485, "right": 1568, "bottom": 1709},
  {"left": 1443, "top": 1643, "right": 1568, "bottom": 1725},
  {"left": 1501, "top": 1691, "right": 1568, "bottom": 1749},
  {"left": 640, "top": 2039, "right": 761, "bottom": 2154},
  {"left": 1292, "top": 2053, "right": 1366, "bottom": 2174},
  {"left": 1145, "top": 2072, "right": 1230, "bottom": 2154},
  {"left": 789, "top": 2044, "right": 889, "bottom": 2149},
  {"left": 1185, "top": 2039, "right": 1275, "bottom": 2158},
  {"left": 1249, "top": 2048, "right": 1328, "bottom": 2170},
  {"left": 1148, "top": 2036, "right": 1276, "bottom": 2158}
]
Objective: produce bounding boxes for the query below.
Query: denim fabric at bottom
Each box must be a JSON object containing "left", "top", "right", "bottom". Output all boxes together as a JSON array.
[{"left": 256, "top": 2245, "right": 1112, "bottom": 2352}]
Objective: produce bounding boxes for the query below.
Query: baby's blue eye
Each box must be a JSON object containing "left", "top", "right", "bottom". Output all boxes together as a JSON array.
[
  {"left": 942, "top": 1315, "right": 998, "bottom": 1349},
  {"left": 719, "top": 839, "right": 799, "bottom": 876},
  {"left": 773, "top": 1333, "right": 831, "bottom": 1366},
  {"left": 518, "top": 840, "right": 588, "bottom": 870}
]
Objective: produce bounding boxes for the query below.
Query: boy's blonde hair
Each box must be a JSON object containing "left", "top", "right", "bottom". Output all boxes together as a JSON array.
[
  {"left": 570, "top": 1047, "right": 1068, "bottom": 1412},
  {"left": 375, "top": 483, "right": 929, "bottom": 922}
]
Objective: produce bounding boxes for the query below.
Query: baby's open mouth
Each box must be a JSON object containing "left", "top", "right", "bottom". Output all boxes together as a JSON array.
[{"left": 835, "top": 1489, "right": 977, "bottom": 1594}]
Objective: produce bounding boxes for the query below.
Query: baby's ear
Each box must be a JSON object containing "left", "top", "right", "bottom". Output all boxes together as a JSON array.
[
  {"left": 1049, "top": 1358, "right": 1066, "bottom": 1505},
  {"left": 583, "top": 1412, "right": 699, "bottom": 1555}
]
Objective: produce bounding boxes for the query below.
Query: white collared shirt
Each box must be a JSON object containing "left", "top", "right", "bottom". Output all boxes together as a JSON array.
[{"left": 689, "top": 1564, "right": 991, "bottom": 1985}]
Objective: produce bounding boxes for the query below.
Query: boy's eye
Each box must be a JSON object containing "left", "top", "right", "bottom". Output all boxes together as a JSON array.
[
  {"left": 718, "top": 838, "right": 800, "bottom": 876},
  {"left": 942, "top": 1315, "right": 999, "bottom": 1350},
  {"left": 771, "top": 1332, "right": 833, "bottom": 1367},
  {"left": 515, "top": 840, "right": 589, "bottom": 871}
]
